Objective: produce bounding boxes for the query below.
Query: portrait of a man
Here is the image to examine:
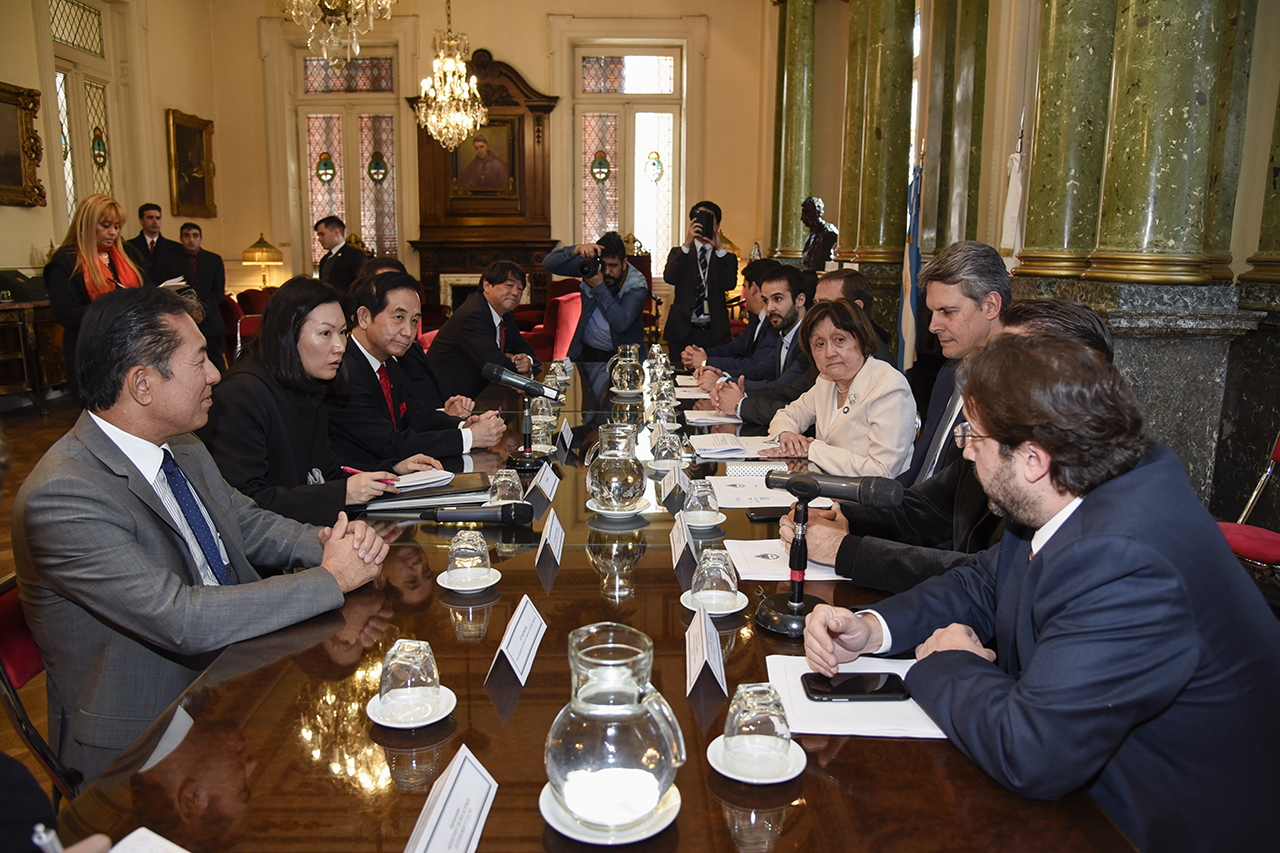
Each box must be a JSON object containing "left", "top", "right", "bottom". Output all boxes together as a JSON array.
[{"left": 456, "top": 127, "right": 511, "bottom": 191}]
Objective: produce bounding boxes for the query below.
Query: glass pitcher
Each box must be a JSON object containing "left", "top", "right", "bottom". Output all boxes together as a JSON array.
[
  {"left": 609, "top": 344, "right": 645, "bottom": 392},
  {"left": 586, "top": 424, "right": 645, "bottom": 509},
  {"left": 546, "top": 623, "right": 686, "bottom": 830}
]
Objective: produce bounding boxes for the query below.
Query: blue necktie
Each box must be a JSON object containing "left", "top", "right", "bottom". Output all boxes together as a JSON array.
[{"left": 161, "top": 450, "right": 236, "bottom": 585}]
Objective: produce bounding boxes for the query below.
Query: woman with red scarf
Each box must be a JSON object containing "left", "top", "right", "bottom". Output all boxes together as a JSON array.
[{"left": 46, "top": 193, "right": 152, "bottom": 396}]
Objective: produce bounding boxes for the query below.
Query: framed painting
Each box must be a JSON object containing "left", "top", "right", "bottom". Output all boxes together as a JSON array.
[
  {"left": 450, "top": 117, "right": 517, "bottom": 198},
  {"left": 166, "top": 108, "right": 216, "bottom": 217},
  {"left": 0, "top": 82, "right": 46, "bottom": 208}
]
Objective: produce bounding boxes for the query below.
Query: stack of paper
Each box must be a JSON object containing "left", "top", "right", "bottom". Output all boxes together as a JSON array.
[
  {"left": 393, "top": 469, "right": 455, "bottom": 492},
  {"left": 675, "top": 375, "right": 700, "bottom": 387},
  {"left": 724, "top": 538, "right": 842, "bottom": 582},
  {"left": 707, "top": 476, "right": 833, "bottom": 508},
  {"left": 684, "top": 411, "right": 743, "bottom": 425},
  {"left": 689, "top": 435, "right": 779, "bottom": 459},
  {"left": 766, "top": 655, "right": 946, "bottom": 738},
  {"left": 674, "top": 387, "right": 711, "bottom": 400}
]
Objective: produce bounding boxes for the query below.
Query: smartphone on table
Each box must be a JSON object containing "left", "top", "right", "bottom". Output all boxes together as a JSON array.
[{"left": 801, "top": 671, "right": 910, "bottom": 701}]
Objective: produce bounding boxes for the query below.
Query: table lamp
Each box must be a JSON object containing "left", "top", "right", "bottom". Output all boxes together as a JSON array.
[{"left": 241, "top": 233, "right": 283, "bottom": 288}]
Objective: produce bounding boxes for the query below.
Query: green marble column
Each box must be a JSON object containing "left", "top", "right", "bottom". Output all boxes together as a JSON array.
[
  {"left": 920, "top": 0, "right": 956, "bottom": 253},
  {"left": 1203, "top": 0, "right": 1257, "bottom": 280},
  {"left": 770, "top": 1, "right": 788, "bottom": 256},
  {"left": 774, "top": 0, "right": 815, "bottom": 260},
  {"left": 1084, "top": 0, "right": 1223, "bottom": 283},
  {"left": 1014, "top": 0, "right": 1116, "bottom": 278},
  {"left": 1240, "top": 86, "right": 1280, "bottom": 285},
  {"left": 852, "top": 0, "right": 914, "bottom": 263},
  {"left": 834, "top": 0, "right": 869, "bottom": 262}
]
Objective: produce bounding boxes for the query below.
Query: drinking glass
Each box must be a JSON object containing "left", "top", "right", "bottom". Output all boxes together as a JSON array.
[
  {"left": 531, "top": 396, "right": 555, "bottom": 425},
  {"left": 378, "top": 639, "right": 441, "bottom": 724},
  {"left": 445, "top": 530, "right": 493, "bottom": 590},
  {"left": 650, "top": 428, "right": 684, "bottom": 470},
  {"left": 531, "top": 419, "right": 554, "bottom": 449},
  {"left": 488, "top": 468, "right": 524, "bottom": 504},
  {"left": 722, "top": 683, "right": 791, "bottom": 779},
  {"left": 683, "top": 479, "right": 720, "bottom": 525},
  {"left": 691, "top": 548, "right": 738, "bottom": 611}
]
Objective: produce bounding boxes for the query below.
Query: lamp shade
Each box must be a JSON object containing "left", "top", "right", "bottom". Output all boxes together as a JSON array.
[{"left": 241, "top": 233, "right": 283, "bottom": 266}]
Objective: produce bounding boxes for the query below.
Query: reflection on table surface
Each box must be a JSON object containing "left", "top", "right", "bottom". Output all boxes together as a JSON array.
[{"left": 59, "top": 365, "right": 1135, "bottom": 853}]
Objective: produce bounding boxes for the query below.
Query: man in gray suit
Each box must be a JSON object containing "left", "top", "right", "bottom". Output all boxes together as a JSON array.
[{"left": 13, "top": 287, "right": 388, "bottom": 788}]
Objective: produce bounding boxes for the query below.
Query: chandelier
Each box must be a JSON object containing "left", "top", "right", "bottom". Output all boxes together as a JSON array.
[
  {"left": 282, "top": 0, "right": 398, "bottom": 70},
  {"left": 414, "top": 0, "right": 487, "bottom": 151}
]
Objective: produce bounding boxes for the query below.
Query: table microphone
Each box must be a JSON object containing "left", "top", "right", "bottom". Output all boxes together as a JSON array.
[
  {"left": 420, "top": 503, "right": 535, "bottom": 524},
  {"left": 481, "top": 363, "right": 563, "bottom": 401},
  {"left": 764, "top": 471, "right": 904, "bottom": 508}
]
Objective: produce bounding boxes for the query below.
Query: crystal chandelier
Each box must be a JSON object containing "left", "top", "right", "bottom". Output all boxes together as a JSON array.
[
  {"left": 414, "top": 0, "right": 487, "bottom": 151},
  {"left": 282, "top": 0, "right": 398, "bottom": 70}
]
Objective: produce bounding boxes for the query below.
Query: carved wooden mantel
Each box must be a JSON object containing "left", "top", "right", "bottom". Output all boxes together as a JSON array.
[{"left": 408, "top": 50, "right": 559, "bottom": 307}]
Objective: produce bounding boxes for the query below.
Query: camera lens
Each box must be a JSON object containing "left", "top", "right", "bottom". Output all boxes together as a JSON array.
[{"left": 578, "top": 257, "right": 599, "bottom": 278}]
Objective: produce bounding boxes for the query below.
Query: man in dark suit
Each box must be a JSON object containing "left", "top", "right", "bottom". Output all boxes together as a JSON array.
[
  {"left": 13, "top": 287, "right": 387, "bottom": 787},
  {"left": 427, "top": 261, "right": 540, "bottom": 400},
  {"left": 804, "top": 334, "right": 1280, "bottom": 853},
  {"left": 900, "top": 240, "right": 1009, "bottom": 486},
  {"left": 680, "top": 258, "right": 781, "bottom": 372},
  {"left": 698, "top": 265, "right": 809, "bottom": 394},
  {"left": 328, "top": 272, "right": 506, "bottom": 469},
  {"left": 126, "top": 202, "right": 182, "bottom": 277},
  {"left": 157, "top": 222, "right": 227, "bottom": 369},
  {"left": 663, "top": 200, "right": 736, "bottom": 360},
  {"left": 314, "top": 216, "right": 365, "bottom": 295}
]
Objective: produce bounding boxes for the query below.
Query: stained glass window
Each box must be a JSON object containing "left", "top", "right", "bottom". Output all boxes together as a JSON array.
[
  {"left": 55, "top": 71, "right": 76, "bottom": 215},
  {"left": 633, "top": 112, "right": 673, "bottom": 264},
  {"left": 581, "top": 113, "right": 619, "bottom": 243},
  {"left": 50, "top": 0, "right": 103, "bottom": 57},
  {"left": 305, "top": 57, "right": 395, "bottom": 94},
  {"left": 306, "top": 114, "right": 344, "bottom": 265},
  {"left": 84, "top": 80, "right": 112, "bottom": 195},
  {"left": 358, "top": 114, "right": 397, "bottom": 258},
  {"left": 582, "top": 56, "right": 675, "bottom": 95}
]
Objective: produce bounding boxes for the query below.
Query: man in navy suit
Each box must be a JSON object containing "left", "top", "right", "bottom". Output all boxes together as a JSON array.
[
  {"left": 126, "top": 203, "right": 182, "bottom": 276},
  {"left": 697, "top": 265, "right": 809, "bottom": 393},
  {"left": 663, "top": 200, "right": 737, "bottom": 360},
  {"left": 680, "top": 258, "right": 781, "bottom": 372},
  {"left": 804, "top": 334, "right": 1280, "bottom": 853}
]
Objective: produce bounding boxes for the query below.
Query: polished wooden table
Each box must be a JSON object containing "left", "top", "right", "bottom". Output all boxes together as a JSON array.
[{"left": 59, "top": 369, "right": 1134, "bottom": 852}]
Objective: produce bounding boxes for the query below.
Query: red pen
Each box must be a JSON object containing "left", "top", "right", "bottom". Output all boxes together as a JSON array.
[{"left": 341, "top": 466, "right": 397, "bottom": 485}]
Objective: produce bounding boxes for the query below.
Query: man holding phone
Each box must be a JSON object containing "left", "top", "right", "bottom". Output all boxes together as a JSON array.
[
  {"left": 662, "top": 200, "right": 736, "bottom": 361},
  {"left": 803, "top": 334, "right": 1280, "bottom": 853}
]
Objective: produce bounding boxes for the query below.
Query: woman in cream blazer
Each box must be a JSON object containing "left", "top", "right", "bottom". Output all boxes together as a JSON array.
[{"left": 762, "top": 299, "right": 916, "bottom": 477}]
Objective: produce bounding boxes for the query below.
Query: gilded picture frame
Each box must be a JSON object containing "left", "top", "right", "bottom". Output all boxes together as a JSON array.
[
  {"left": 0, "top": 81, "right": 47, "bottom": 208},
  {"left": 450, "top": 116, "right": 518, "bottom": 199},
  {"left": 166, "top": 108, "right": 216, "bottom": 217}
]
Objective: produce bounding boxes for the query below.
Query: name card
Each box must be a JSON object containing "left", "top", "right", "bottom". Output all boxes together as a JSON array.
[
  {"left": 685, "top": 604, "right": 727, "bottom": 697},
  {"left": 557, "top": 418, "right": 573, "bottom": 451},
  {"left": 660, "top": 466, "right": 686, "bottom": 516},
  {"left": 534, "top": 509, "right": 564, "bottom": 572},
  {"left": 532, "top": 461, "right": 560, "bottom": 501},
  {"left": 669, "top": 511, "right": 697, "bottom": 590},
  {"left": 486, "top": 594, "right": 547, "bottom": 686},
  {"left": 403, "top": 744, "right": 498, "bottom": 853}
]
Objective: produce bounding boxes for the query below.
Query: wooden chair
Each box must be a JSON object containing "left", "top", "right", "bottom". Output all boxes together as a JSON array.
[{"left": 0, "top": 574, "right": 81, "bottom": 805}]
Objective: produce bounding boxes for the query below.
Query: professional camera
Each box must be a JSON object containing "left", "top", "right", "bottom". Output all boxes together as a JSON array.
[{"left": 578, "top": 256, "right": 600, "bottom": 278}]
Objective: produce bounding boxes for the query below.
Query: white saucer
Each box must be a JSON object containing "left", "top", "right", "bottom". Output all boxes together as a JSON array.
[
  {"left": 706, "top": 735, "right": 807, "bottom": 785},
  {"left": 539, "top": 782, "right": 680, "bottom": 845},
  {"left": 680, "top": 589, "right": 749, "bottom": 616},
  {"left": 436, "top": 569, "right": 501, "bottom": 594},
  {"left": 611, "top": 386, "right": 644, "bottom": 396},
  {"left": 366, "top": 686, "right": 457, "bottom": 729},
  {"left": 586, "top": 497, "right": 651, "bottom": 519},
  {"left": 684, "top": 510, "right": 727, "bottom": 528}
]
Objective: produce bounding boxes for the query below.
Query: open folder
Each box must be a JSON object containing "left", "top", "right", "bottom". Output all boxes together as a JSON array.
[{"left": 363, "top": 472, "right": 491, "bottom": 511}]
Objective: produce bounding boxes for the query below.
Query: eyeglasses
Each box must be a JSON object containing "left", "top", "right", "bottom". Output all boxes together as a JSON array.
[{"left": 953, "top": 421, "right": 992, "bottom": 450}]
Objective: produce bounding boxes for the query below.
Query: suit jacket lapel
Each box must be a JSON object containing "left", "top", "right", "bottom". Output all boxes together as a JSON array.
[
  {"left": 993, "top": 528, "right": 1034, "bottom": 677},
  {"left": 172, "top": 441, "right": 257, "bottom": 583}
]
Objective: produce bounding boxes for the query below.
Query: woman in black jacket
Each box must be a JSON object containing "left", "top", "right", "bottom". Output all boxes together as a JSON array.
[
  {"left": 45, "top": 193, "right": 152, "bottom": 394},
  {"left": 198, "top": 277, "right": 439, "bottom": 525}
]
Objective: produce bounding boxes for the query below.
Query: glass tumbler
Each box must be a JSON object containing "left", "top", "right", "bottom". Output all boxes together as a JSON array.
[
  {"left": 445, "top": 530, "right": 494, "bottom": 590},
  {"left": 722, "top": 683, "right": 792, "bottom": 779},
  {"left": 378, "top": 639, "right": 441, "bottom": 724},
  {"left": 691, "top": 548, "right": 738, "bottom": 611},
  {"left": 530, "top": 396, "right": 555, "bottom": 425},
  {"left": 650, "top": 428, "right": 684, "bottom": 470},
  {"left": 683, "top": 479, "right": 720, "bottom": 526},
  {"left": 488, "top": 468, "right": 524, "bottom": 504}
]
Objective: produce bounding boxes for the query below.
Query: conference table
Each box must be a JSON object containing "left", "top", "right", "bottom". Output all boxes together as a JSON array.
[{"left": 58, "top": 363, "right": 1135, "bottom": 852}]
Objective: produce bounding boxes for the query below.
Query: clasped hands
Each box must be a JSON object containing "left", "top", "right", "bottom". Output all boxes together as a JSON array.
[
  {"left": 804, "top": 604, "right": 996, "bottom": 676},
  {"left": 318, "top": 512, "right": 391, "bottom": 592}
]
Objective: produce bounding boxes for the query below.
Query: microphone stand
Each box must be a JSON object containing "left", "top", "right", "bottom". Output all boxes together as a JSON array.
[
  {"left": 506, "top": 392, "right": 550, "bottom": 475},
  {"left": 754, "top": 474, "right": 825, "bottom": 638}
]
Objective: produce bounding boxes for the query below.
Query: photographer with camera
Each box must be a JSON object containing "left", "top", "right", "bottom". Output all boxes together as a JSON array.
[
  {"left": 543, "top": 231, "right": 649, "bottom": 361},
  {"left": 663, "top": 201, "right": 737, "bottom": 362}
]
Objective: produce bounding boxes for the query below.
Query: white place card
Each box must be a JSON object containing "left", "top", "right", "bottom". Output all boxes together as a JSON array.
[
  {"left": 669, "top": 511, "right": 697, "bottom": 588},
  {"left": 558, "top": 418, "right": 573, "bottom": 450},
  {"left": 403, "top": 744, "right": 499, "bottom": 853},
  {"left": 485, "top": 594, "right": 547, "bottom": 685},
  {"left": 532, "top": 461, "right": 560, "bottom": 501},
  {"left": 535, "top": 509, "right": 564, "bottom": 571},
  {"left": 685, "top": 604, "right": 727, "bottom": 696}
]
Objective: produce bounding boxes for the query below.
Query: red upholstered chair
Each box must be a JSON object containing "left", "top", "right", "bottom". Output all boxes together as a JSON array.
[
  {"left": 418, "top": 328, "right": 440, "bottom": 352},
  {"left": 550, "top": 293, "right": 582, "bottom": 360},
  {"left": 236, "top": 315, "right": 263, "bottom": 360},
  {"left": 419, "top": 303, "right": 451, "bottom": 332},
  {"left": 219, "top": 295, "right": 245, "bottom": 365},
  {"left": 1218, "top": 430, "right": 1280, "bottom": 574},
  {"left": 0, "top": 574, "right": 81, "bottom": 804},
  {"left": 236, "top": 287, "right": 274, "bottom": 316},
  {"left": 515, "top": 278, "right": 582, "bottom": 332}
]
